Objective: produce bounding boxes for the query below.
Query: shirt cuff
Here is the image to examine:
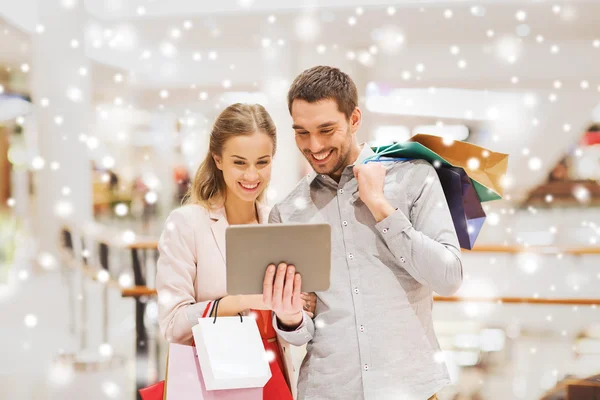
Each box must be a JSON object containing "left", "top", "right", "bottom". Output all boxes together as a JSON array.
[
  {"left": 275, "top": 312, "right": 305, "bottom": 331},
  {"left": 375, "top": 207, "right": 412, "bottom": 240},
  {"left": 272, "top": 312, "right": 314, "bottom": 346}
]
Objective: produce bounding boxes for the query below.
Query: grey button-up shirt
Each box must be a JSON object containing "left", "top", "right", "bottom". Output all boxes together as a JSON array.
[{"left": 270, "top": 146, "right": 463, "bottom": 400}]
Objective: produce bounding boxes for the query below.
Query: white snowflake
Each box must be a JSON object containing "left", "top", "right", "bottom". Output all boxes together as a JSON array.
[
  {"left": 119, "top": 273, "right": 133, "bottom": 288},
  {"left": 528, "top": 157, "right": 542, "bottom": 171},
  {"left": 572, "top": 185, "right": 591, "bottom": 203},
  {"left": 467, "top": 157, "right": 480, "bottom": 170},
  {"left": 102, "top": 381, "right": 121, "bottom": 399},
  {"left": 47, "top": 362, "right": 74, "bottom": 386},
  {"left": 97, "top": 270, "right": 110, "bottom": 283},
  {"left": 487, "top": 212, "right": 500, "bottom": 226},
  {"left": 295, "top": 15, "right": 320, "bottom": 42},
  {"left": 122, "top": 230, "right": 136, "bottom": 244},
  {"left": 55, "top": 201, "right": 73, "bottom": 218},
  {"left": 264, "top": 349, "right": 276, "bottom": 363},
  {"left": 158, "top": 290, "right": 173, "bottom": 306},
  {"left": 99, "top": 343, "right": 113, "bottom": 358},
  {"left": 38, "top": 252, "right": 56, "bottom": 270},
  {"left": 294, "top": 197, "right": 307, "bottom": 210}
]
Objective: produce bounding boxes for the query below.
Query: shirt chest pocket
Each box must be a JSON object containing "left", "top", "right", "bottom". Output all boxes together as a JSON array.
[
  {"left": 349, "top": 177, "right": 411, "bottom": 222},
  {"left": 382, "top": 176, "right": 411, "bottom": 213}
]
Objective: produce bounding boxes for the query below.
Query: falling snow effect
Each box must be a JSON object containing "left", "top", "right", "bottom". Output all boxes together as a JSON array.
[{"left": 0, "top": 3, "right": 598, "bottom": 400}]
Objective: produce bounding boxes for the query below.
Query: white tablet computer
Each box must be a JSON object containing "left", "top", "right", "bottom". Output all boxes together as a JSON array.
[{"left": 225, "top": 223, "right": 331, "bottom": 295}]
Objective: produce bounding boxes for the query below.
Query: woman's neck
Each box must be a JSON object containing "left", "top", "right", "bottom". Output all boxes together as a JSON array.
[{"left": 224, "top": 195, "right": 258, "bottom": 225}]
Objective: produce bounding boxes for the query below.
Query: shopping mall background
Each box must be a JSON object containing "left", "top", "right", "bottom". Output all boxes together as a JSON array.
[{"left": 1, "top": 1, "right": 600, "bottom": 399}]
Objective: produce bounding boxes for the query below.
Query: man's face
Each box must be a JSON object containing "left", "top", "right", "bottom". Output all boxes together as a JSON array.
[{"left": 291, "top": 98, "right": 361, "bottom": 179}]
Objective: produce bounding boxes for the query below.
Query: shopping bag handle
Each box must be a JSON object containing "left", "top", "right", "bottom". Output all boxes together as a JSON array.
[
  {"left": 212, "top": 298, "right": 244, "bottom": 324},
  {"left": 363, "top": 155, "right": 413, "bottom": 164}
]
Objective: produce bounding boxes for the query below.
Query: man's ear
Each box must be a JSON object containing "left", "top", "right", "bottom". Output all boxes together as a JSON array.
[{"left": 350, "top": 107, "right": 362, "bottom": 133}]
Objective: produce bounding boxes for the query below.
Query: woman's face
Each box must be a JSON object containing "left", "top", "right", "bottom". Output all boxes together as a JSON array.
[{"left": 213, "top": 131, "right": 274, "bottom": 203}]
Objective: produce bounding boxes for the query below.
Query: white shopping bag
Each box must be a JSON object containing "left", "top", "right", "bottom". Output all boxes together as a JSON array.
[{"left": 192, "top": 311, "right": 272, "bottom": 391}]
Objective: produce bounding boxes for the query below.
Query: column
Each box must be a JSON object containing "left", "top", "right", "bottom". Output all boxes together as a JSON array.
[
  {"left": 260, "top": 42, "right": 302, "bottom": 204},
  {"left": 29, "top": 0, "right": 93, "bottom": 360},
  {"left": 30, "top": 0, "right": 93, "bottom": 256}
]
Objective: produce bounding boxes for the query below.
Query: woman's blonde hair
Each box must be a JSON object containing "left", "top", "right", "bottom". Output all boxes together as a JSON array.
[{"left": 184, "top": 103, "right": 277, "bottom": 208}]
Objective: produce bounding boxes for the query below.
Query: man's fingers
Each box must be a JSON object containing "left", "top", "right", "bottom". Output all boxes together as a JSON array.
[
  {"left": 291, "top": 272, "right": 303, "bottom": 311},
  {"left": 272, "top": 262, "right": 287, "bottom": 309},
  {"left": 282, "top": 265, "right": 295, "bottom": 307},
  {"left": 262, "top": 264, "right": 276, "bottom": 306}
]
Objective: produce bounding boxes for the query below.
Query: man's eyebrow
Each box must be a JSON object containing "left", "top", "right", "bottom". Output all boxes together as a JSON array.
[
  {"left": 317, "top": 121, "right": 337, "bottom": 129},
  {"left": 292, "top": 121, "right": 337, "bottom": 130}
]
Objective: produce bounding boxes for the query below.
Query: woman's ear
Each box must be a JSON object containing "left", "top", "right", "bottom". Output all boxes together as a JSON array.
[{"left": 212, "top": 154, "right": 223, "bottom": 170}]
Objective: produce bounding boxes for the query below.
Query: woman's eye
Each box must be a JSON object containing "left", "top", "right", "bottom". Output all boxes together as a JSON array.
[{"left": 234, "top": 161, "right": 245, "bottom": 165}]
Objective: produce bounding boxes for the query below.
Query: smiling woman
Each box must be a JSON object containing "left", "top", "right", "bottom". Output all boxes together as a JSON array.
[
  {"left": 184, "top": 103, "right": 277, "bottom": 211},
  {"left": 155, "top": 102, "right": 309, "bottom": 399}
]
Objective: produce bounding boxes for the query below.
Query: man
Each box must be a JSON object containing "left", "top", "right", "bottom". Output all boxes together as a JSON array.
[{"left": 263, "top": 66, "right": 463, "bottom": 400}]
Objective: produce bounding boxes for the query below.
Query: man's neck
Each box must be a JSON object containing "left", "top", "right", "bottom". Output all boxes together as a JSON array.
[{"left": 327, "top": 143, "right": 363, "bottom": 182}]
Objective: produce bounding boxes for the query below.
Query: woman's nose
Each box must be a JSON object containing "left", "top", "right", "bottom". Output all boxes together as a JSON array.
[{"left": 244, "top": 166, "right": 259, "bottom": 181}]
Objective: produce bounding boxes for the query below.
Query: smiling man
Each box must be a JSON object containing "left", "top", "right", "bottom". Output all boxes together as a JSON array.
[{"left": 268, "top": 66, "right": 464, "bottom": 400}]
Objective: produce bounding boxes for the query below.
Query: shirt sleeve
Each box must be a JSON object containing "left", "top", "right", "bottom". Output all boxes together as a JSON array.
[
  {"left": 268, "top": 204, "right": 282, "bottom": 224},
  {"left": 156, "top": 209, "right": 215, "bottom": 344},
  {"left": 374, "top": 161, "right": 463, "bottom": 296},
  {"left": 272, "top": 311, "right": 315, "bottom": 346}
]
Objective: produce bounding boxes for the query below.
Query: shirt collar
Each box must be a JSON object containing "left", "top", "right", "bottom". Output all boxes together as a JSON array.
[
  {"left": 307, "top": 143, "right": 374, "bottom": 184},
  {"left": 354, "top": 143, "right": 375, "bottom": 165}
]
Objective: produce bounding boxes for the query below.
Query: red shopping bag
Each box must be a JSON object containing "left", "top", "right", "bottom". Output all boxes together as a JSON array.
[{"left": 139, "top": 380, "right": 164, "bottom": 400}]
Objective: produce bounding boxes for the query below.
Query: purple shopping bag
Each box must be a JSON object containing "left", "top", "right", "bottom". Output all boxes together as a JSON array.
[
  {"left": 164, "top": 343, "right": 262, "bottom": 400},
  {"left": 435, "top": 166, "right": 486, "bottom": 250}
]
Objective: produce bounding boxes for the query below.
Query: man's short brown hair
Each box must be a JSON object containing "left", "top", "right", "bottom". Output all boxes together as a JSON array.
[{"left": 287, "top": 66, "right": 358, "bottom": 120}]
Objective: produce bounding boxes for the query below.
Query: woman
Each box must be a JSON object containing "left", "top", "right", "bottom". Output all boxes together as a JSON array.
[{"left": 155, "top": 103, "right": 316, "bottom": 399}]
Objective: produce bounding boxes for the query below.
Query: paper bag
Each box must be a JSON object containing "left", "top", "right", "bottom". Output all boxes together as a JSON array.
[
  {"left": 436, "top": 167, "right": 487, "bottom": 250},
  {"left": 164, "top": 342, "right": 262, "bottom": 400},
  {"left": 368, "top": 133, "right": 508, "bottom": 202},
  {"left": 192, "top": 315, "right": 272, "bottom": 391},
  {"left": 409, "top": 133, "right": 508, "bottom": 200}
]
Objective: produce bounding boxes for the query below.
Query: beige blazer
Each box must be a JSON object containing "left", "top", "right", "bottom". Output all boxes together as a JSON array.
[{"left": 156, "top": 203, "right": 298, "bottom": 398}]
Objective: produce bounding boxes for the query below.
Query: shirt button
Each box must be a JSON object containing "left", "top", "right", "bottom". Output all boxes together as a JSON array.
[
  {"left": 348, "top": 253, "right": 354, "bottom": 260},
  {"left": 343, "top": 221, "right": 348, "bottom": 226},
  {"left": 400, "top": 257, "right": 406, "bottom": 263},
  {"left": 363, "top": 364, "right": 369, "bottom": 371},
  {"left": 354, "top": 288, "right": 359, "bottom": 294},
  {"left": 382, "top": 228, "right": 388, "bottom": 233},
  {"left": 339, "top": 189, "right": 344, "bottom": 194},
  {"left": 360, "top": 325, "right": 365, "bottom": 332}
]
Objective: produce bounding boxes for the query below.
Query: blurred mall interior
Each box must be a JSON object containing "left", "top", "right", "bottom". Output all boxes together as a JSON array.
[{"left": 1, "top": 1, "right": 600, "bottom": 399}]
